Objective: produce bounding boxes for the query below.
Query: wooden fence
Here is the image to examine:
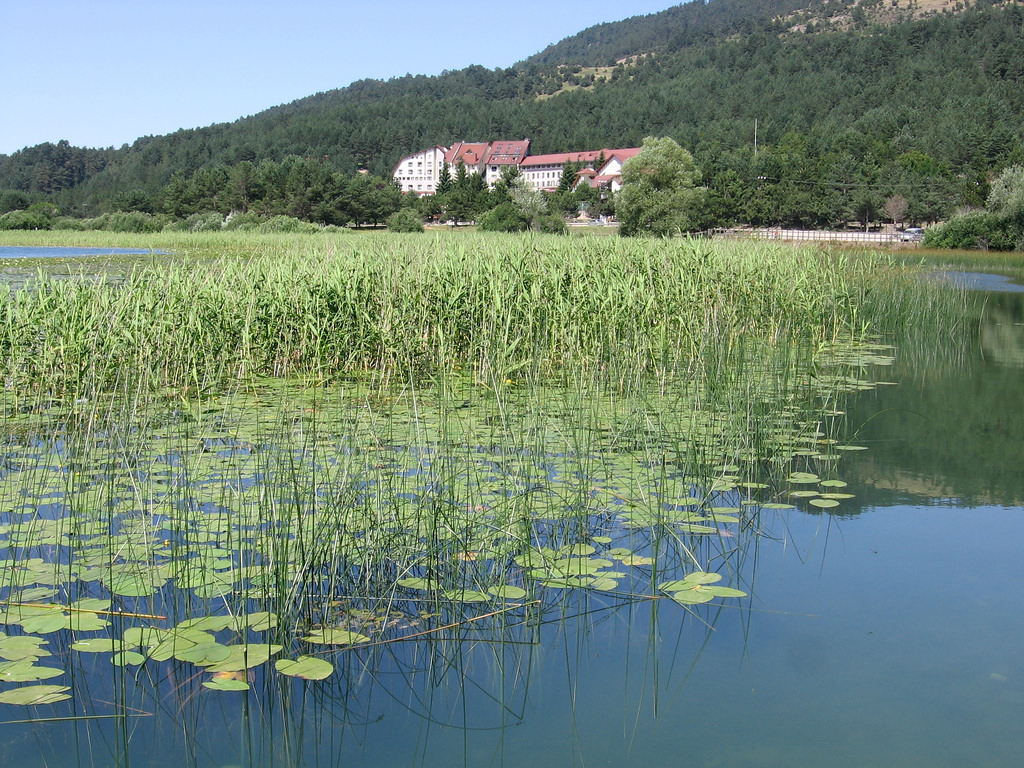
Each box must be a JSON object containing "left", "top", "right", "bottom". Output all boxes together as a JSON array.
[{"left": 719, "top": 227, "right": 919, "bottom": 245}]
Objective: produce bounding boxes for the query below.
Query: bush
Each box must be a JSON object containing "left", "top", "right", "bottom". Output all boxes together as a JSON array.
[
  {"left": 0, "top": 191, "right": 30, "bottom": 214},
  {"left": 185, "top": 211, "right": 226, "bottom": 232},
  {"left": 97, "top": 211, "right": 165, "bottom": 233},
  {"left": 537, "top": 214, "right": 568, "bottom": 234},
  {"left": 0, "top": 207, "right": 53, "bottom": 230},
  {"left": 387, "top": 208, "right": 425, "bottom": 233},
  {"left": 256, "top": 215, "right": 322, "bottom": 234},
  {"left": 163, "top": 211, "right": 224, "bottom": 232},
  {"left": 478, "top": 203, "right": 529, "bottom": 232},
  {"left": 923, "top": 210, "right": 1016, "bottom": 251},
  {"left": 51, "top": 217, "right": 88, "bottom": 231},
  {"left": 222, "top": 212, "right": 266, "bottom": 231}
]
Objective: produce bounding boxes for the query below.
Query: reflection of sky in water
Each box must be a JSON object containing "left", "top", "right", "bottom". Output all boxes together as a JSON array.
[
  {"left": 0, "top": 246, "right": 166, "bottom": 258},
  {"left": 943, "top": 270, "right": 1024, "bottom": 293},
  {"left": 0, "top": 245, "right": 170, "bottom": 288}
]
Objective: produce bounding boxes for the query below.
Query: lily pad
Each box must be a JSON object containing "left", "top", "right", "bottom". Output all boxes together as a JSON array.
[
  {"left": 0, "top": 636, "right": 51, "bottom": 663},
  {"left": 683, "top": 571, "right": 724, "bottom": 585},
  {"left": 275, "top": 656, "right": 334, "bottom": 681},
  {"left": 19, "top": 613, "right": 69, "bottom": 634},
  {"left": 202, "top": 676, "right": 249, "bottom": 692},
  {"left": 112, "top": 651, "right": 147, "bottom": 667},
  {"left": 397, "top": 577, "right": 437, "bottom": 591},
  {"left": 487, "top": 585, "right": 528, "bottom": 600},
  {"left": 302, "top": 629, "right": 370, "bottom": 646},
  {"left": 245, "top": 612, "right": 278, "bottom": 631},
  {"left": 105, "top": 574, "right": 163, "bottom": 597},
  {"left": 444, "top": 588, "right": 489, "bottom": 603},
  {"left": 122, "top": 627, "right": 166, "bottom": 648},
  {"left": 0, "top": 661, "right": 64, "bottom": 682},
  {"left": 669, "top": 590, "right": 716, "bottom": 604},
  {"left": 71, "top": 638, "right": 130, "bottom": 654},
  {"left": 809, "top": 498, "right": 841, "bottom": 508},
  {"left": 176, "top": 642, "right": 232, "bottom": 665},
  {"left": 0, "top": 684, "right": 71, "bottom": 705},
  {"left": 619, "top": 554, "right": 654, "bottom": 566},
  {"left": 68, "top": 612, "right": 110, "bottom": 632},
  {"left": 789, "top": 489, "right": 820, "bottom": 499},
  {"left": 700, "top": 585, "right": 748, "bottom": 598},
  {"left": 203, "top": 643, "right": 282, "bottom": 672}
]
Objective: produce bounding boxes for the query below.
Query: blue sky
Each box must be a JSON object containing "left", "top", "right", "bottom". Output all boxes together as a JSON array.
[{"left": 0, "top": 1, "right": 678, "bottom": 155}]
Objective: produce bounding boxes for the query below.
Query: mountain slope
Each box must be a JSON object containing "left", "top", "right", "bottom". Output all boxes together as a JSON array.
[
  {"left": 523, "top": 0, "right": 809, "bottom": 66},
  {"left": 1, "top": 0, "right": 1022, "bottom": 223}
]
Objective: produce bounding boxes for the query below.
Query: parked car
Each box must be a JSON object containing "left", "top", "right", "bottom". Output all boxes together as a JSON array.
[{"left": 899, "top": 227, "right": 924, "bottom": 242}]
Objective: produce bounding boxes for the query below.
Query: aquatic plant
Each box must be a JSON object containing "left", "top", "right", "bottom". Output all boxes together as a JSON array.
[{"left": 0, "top": 232, "right": 958, "bottom": 396}]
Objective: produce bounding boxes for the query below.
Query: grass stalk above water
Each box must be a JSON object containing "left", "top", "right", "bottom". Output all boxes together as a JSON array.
[{"left": 0, "top": 231, "right": 961, "bottom": 397}]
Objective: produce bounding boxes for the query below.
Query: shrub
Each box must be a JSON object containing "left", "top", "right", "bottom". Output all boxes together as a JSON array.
[
  {"left": 923, "top": 210, "right": 1015, "bottom": 251},
  {"left": 478, "top": 203, "right": 529, "bottom": 232},
  {"left": 537, "top": 214, "right": 568, "bottom": 234},
  {"left": 387, "top": 208, "right": 425, "bottom": 233},
  {"left": 256, "top": 215, "right": 322, "bottom": 234},
  {"left": 0, "top": 191, "right": 30, "bottom": 214},
  {"left": 97, "top": 211, "right": 165, "bottom": 233},
  {"left": 222, "top": 212, "right": 266, "bottom": 231},
  {"left": 0, "top": 207, "right": 52, "bottom": 230},
  {"left": 51, "top": 217, "right": 88, "bottom": 231},
  {"left": 163, "top": 211, "right": 224, "bottom": 232}
]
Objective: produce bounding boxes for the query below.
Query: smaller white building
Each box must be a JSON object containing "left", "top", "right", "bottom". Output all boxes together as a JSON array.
[
  {"left": 588, "top": 149, "right": 642, "bottom": 193},
  {"left": 393, "top": 146, "right": 447, "bottom": 194}
]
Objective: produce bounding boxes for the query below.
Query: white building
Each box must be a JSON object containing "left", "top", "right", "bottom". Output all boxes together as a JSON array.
[
  {"left": 393, "top": 141, "right": 641, "bottom": 195},
  {"left": 480, "top": 140, "right": 530, "bottom": 186},
  {"left": 392, "top": 145, "right": 447, "bottom": 194},
  {"left": 518, "top": 147, "right": 642, "bottom": 192}
]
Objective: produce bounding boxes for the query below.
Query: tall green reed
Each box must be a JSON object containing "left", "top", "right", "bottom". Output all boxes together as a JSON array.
[{"left": 0, "top": 232, "right": 961, "bottom": 398}]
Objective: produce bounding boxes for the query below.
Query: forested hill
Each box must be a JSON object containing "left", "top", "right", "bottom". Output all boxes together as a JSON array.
[
  {"left": 2, "top": 0, "right": 1024, "bottom": 224},
  {"left": 523, "top": 0, "right": 811, "bottom": 66}
]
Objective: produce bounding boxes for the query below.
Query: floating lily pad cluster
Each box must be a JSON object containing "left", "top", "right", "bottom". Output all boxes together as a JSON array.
[
  {"left": 659, "top": 572, "right": 748, "bottom": 604},
  {"left": 0, "top": 632, "right": 69, "bottom": 705},
  {"left": 0, "top": 339, "right": 890, "bottom": 706}
]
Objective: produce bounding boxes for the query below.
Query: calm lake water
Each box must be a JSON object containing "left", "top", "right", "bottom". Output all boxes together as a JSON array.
[
  {"left": 0, "top": 246, "right": 165, "bottom": 259},
  {"left": 0, "top": 245, "right": 170, "bottom": 288},
  {"left": 0, "top": 276, "right": 1021, "bottom": 768}
]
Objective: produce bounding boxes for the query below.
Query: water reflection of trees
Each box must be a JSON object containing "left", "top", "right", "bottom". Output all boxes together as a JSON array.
[{"left": 843, "top": 291, "right": 1024, "bottom": 506}]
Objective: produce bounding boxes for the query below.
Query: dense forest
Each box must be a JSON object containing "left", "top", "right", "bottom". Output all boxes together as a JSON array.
[{"left": 2, "top": 0, "right": 1024, "bottom": 231}]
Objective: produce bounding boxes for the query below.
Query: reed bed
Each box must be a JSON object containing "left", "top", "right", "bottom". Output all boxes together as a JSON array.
[{"left": 0, "top": 232, "right": 960, "bottom": 396}]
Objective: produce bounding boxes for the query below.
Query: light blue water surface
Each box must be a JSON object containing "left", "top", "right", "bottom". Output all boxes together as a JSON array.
[{"left": 0, "top": 246, "right": 165, "bottom": 258}]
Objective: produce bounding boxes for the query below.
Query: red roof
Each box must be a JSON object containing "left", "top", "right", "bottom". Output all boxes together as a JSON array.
[
  {"left": 445, "top": 142, "right": 491, "bottom": 166},
  {"left": 599, "top": 147, "right": 643, "bottom": 167},
  {"left": 521, "top": 150, "right": 602, "bottom": 168},
  {"left": 520, "top": 147, "right": 642, "bottom": 169},
  {"left": 484, "top": 140, "right": 530, "bottom": 165},
  {"left": 444, "top": 140, "right": 530, "bottom": 167}
]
